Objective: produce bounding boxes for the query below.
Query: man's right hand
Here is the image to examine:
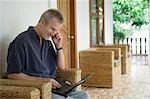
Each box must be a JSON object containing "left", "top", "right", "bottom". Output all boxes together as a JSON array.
[{"left": 49, "top": 78, "right": 62, "bottom": 89}]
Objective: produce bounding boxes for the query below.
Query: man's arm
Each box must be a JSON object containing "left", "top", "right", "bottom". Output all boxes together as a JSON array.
[
  {"left": 7, "top": 73, "right": 44, "bottom": 82},
  {"left": 7, "top": 73, "right": 62, "bottom": 89},
  {"left": 52, "top": 32, "right": 65, "bottom": 70},
  {"left": 56, "top": 49, "right": 65, "bottom": 70}
]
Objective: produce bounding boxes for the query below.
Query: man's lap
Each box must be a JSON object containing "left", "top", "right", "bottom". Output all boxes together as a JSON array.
[{"left": 52, "top": 90, "right": 90, "bottom": 99}]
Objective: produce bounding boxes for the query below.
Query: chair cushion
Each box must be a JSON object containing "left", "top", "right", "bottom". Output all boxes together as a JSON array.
[{"left": 114, "top": 59, "right": 121, "bottom": 67}]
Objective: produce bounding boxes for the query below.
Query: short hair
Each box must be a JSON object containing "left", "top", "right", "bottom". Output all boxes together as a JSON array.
[{"left": 39, "top": 9, "right": 64, "bottom": 24}]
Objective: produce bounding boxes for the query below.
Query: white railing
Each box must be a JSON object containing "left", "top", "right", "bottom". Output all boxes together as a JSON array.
[{"left": 114, "top": 38, "right": 149, "bottom": 55}]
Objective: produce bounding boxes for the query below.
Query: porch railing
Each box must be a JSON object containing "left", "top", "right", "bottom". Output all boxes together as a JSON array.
[{"left": 114, "top": 38, "right": 149, "bottom": 55}]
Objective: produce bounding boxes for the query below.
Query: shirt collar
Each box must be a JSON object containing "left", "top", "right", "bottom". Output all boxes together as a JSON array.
[{"left": 28, "top": 26, "right": 39, "bottom": 38}]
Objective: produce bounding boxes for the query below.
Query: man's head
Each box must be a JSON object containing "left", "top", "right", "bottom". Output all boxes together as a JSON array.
[
  {"left": 39, "top": 9, "right": 64, "bottom": 24},
  {"left": 35, "top": 9, "right": 64, "bottom": 40}
]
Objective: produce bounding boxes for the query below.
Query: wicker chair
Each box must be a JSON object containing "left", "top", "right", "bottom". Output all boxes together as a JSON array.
[
  {"left": 0, "top": 68, "right": 81, "bottom": 99},
  {"left": 97, "top": 44, "right": 131, "bottom": 74},
  {"left": 79, "top": 48, "right": 122, "bottom": 88}
]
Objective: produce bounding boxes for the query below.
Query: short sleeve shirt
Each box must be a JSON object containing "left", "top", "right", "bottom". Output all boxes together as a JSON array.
[{"left": 7, "top": 26, "right": 57, "bottom": 78}]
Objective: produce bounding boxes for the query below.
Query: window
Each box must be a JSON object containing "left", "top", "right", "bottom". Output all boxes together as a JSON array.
[{"left": 89, "top": 0, "right": 104, "bottom": 47}]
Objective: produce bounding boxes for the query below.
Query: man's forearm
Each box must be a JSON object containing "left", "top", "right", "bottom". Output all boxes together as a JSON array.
[
  {"left": 57, "top": 49, "right": 65, "bottom": 69},
  {"left": 7, "top": 73, "right": 49, "bottom": 82}
]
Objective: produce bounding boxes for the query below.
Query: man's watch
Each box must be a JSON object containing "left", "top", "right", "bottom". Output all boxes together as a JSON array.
[{"left": 56, "top": 47, "right": 63, "bottom": 51}]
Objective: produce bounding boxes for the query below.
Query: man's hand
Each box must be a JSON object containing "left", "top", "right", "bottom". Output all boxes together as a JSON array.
[
  {"left": 52, "top": 32, "right": 63, "bottom": 49},
  {"left": 49, "top": 78, "right": 62, "bottom": 89}
]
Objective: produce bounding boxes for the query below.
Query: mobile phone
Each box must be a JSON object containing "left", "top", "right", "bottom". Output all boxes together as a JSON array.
[
  {"left": 52, "top": 34, "right": 57, "bottom": 39},
  {"left": 52, "top": 33, "right": 61, "bottom": 41},
  {"left": 53, "top": 34, "right": 57, "bottom": 37}
]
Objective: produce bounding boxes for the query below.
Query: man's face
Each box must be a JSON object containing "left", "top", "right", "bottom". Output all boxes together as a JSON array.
[{"left": 41, "top": 18, "right": 62, "bottom": 40}]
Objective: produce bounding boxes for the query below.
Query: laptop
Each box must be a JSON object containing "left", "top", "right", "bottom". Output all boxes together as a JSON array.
[{"left": 52, "top": 73, "right": 92, "bottom": 97}]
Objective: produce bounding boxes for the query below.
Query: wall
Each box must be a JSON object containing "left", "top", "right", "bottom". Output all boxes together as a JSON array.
[
  {"left": 49, "top": 0, "right": 57, "bottom": 9},
  {"left": 104, "top": 0, "right": 113, "bottom": 44},
  {"left": 149, "top": 0, "right": 150, "bottom": 65},
  {"left": 0, "top": 2, "right": 2, "bottom": 72},
  {"left": 76, "top": 0, "right": 90, "bottom": 68},
  {"left": 0, "top": 0, "right": 49, "bottom": 73},
  {"left": 76, "top": 0, "right": 90, "bottom": 51}
]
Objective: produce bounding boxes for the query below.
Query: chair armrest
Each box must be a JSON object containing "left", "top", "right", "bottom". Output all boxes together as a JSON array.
[
  {"left": 79, "top": 49, "right": 121, "bottom": 87},
  {"left": 0, "top": 73, "right": 7, "bottom": 78},
  {"left": 114, "top": 44, "right": 131, "bottom": 52},
  {"left": 79, "top": 50, "right": 115, "bottom": 67},
  {"left": 0, "top": 85, "right": 40, "bottom": 99},
  {"left": 56, "top": 68, "right": 81, "bottom": 84},
  {"left": 0, "top": 77, "right": 51, "bottom": 99},
  {"left": 90, "top": 47, "right": 121, "bottom": 60},
  {"left": 98, "top": 44, "right": 128, "bottom": 58}
]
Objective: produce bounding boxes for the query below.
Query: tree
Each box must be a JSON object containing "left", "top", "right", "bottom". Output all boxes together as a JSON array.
[{"left": 113, "top": 0, "right": 149, "bottom": 39}]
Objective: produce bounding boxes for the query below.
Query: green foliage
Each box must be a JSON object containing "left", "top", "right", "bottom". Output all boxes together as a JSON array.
[
  {"left": 113, "top": 24, "right": 133, "bottom": 39},
  {"left": 113, "top": 0, "right": 149, "bottom": 38},
  {"left": 113, "top": 0, "right": 133, "bottom": 23}
]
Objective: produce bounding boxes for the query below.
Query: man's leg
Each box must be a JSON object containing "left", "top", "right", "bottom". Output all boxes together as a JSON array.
[
  {"left": 52, "top": 93, "right": 74, "bottom": 99},
  {"left": 68, "top": 90, "right": 90, "bottom": 99}
]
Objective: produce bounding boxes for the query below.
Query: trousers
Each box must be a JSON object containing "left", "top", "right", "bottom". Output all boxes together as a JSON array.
[{"left": 52, "top": 90, "right": 90, "bottom": 99}]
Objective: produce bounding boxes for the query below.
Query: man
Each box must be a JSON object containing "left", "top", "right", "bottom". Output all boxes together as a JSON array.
[{"left": 7, "top": 9, "right": 90, "bottom": 99}]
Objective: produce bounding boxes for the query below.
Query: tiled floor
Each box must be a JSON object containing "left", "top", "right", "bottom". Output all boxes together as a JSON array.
[{"left": 83, "top": 56, "right": 150, "bottom": 99}]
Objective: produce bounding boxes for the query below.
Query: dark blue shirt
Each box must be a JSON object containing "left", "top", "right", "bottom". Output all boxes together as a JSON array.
[{"left": 7, "top": 27, "right": 57, "bottom": 78}]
